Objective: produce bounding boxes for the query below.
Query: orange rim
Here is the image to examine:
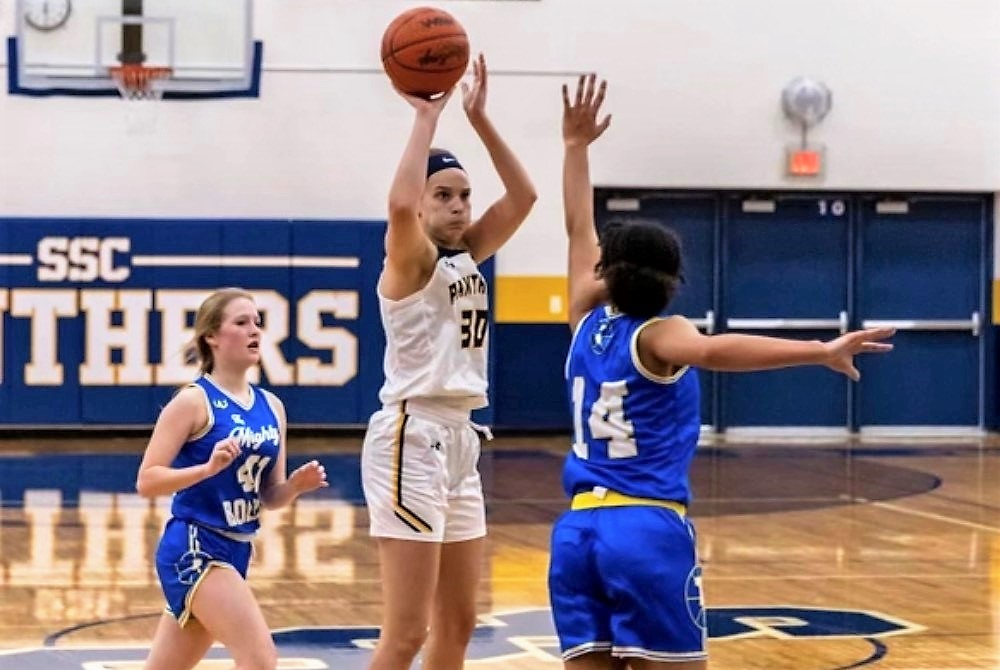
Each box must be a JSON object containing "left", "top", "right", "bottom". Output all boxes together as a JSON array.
[{"left": 109, "top": 65, "right": 172, "bottom": 92}]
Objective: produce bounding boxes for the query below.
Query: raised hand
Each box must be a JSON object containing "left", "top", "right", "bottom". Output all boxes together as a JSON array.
[
  {"left": 206, "top": 437, "right": 241, "bottom": 476},
  {"left": 822, "top": 327, "right": 895, "bottom": 381},
  {"left": 461, "top": 53, "right": 488, "bottom": 124},
  {"left": 395, "top": 84, "right": 455, "bottom": 117},
  {"left": 562, "top": 73, "right": 612, "bottom": 148},
  {"left": 288, "top": 459, "right": 329, "bottom": 494}
]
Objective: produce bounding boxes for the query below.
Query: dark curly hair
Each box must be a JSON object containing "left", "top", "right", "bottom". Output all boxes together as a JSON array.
[{"left": 595, "top": 218, "right": 684, "bottom": 319}]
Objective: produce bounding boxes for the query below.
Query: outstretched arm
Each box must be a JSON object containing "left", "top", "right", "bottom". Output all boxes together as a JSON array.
[
  {"left": 640, "top": 316, "right": 895, "bottom": 381},
  {"left": 460, "top": 54, "right": 538, "bottom": 262},
  {"left": 562, "top": 74, "right": 612, "bottom": 329},
  {"left": 381, "top": 88, "right": 455, "bottom": 300}
]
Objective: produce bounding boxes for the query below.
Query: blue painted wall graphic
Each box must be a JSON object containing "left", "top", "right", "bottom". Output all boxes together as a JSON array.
[
  {"left": 5, "top": 607, "right": 924, "bottom": 669},
  {"left": 0, "top": 218, "right": 494, "bottom": 427}
]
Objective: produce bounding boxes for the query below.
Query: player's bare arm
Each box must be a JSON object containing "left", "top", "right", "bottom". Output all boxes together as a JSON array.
[
  {"left": 135, "top": 385, "right": 216, "bottom": 497},
  {"left": 563, "top": 73, "right": 612, "bottom": 329},
  {"left": 640, "top": 316, "right": 894, "bottom": 380},
  {"left": 382, "top": 90, "right": 454, "bottom": 300},
  {"left": 460, "top": 54, "right": 538, "bottom": 262}
]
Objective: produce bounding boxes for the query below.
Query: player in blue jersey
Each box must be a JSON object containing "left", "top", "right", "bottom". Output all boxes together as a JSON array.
[
  {"left": 361, "top": 54, "right": 536, "bottom": 670},
  {"left": 136, "top": 288, "right": 329, "bottom": 670},
  {"left": 550, "top": 75, "right": 895, "bottom": 670}
]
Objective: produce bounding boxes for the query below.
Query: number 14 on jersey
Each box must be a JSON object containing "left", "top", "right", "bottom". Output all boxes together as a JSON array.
[{"left": 571, "top": 377, "right": 638, "bottom": 459}]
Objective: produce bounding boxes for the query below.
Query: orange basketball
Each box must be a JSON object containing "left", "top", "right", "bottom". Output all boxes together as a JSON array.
[{"left": 381, "top": 6, "right": 469, "bottom": 99}]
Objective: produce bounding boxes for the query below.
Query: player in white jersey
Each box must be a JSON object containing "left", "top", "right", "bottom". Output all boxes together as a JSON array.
[
  {"left": 376, "top": 246, "right": 489, "bottom": 408},
  {"left": 361, "top": 53, "right": 536, "bottom": 670}
]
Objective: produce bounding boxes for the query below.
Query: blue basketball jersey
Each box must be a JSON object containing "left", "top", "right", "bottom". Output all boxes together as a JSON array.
[
  {"left": 563, "top": 307, "right": 701, "bottom": 504},
  {"left": 170, "top": 375, "right": 282, "bottom": 535}
]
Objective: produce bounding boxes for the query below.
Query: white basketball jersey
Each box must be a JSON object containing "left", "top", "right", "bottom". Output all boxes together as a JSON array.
[{"left": 377, "top": 249, "right": 489, "bottom": 409}]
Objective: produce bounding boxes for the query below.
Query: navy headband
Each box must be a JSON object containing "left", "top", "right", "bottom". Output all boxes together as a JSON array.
[{"left": 426, "top": 151, "right": 464, "bottom": 179}]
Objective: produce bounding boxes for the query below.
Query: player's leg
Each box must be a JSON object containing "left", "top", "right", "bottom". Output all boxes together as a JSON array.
[
  {"left": 141, "top": 612, "right": 214, "bottom": 670},
  {"left": 422, "top": 422, "right": 489, "bottom": 668},
  {"left": 188, "top": 565, "right": 278, "bottom": 670},
  {"left": 423, "top": 536, "right": 485, "bottom": 669},
  {"left": 366, "top": 538, "right": 442, "bottom": 670},
  {"left": 563, "top": 652, "right": 628, "bottom": 669},
  {"left": 362, "top": 408, "right": 451, "bottom": 669},
  {"left": 627, "top": 659, "right": 706, "bottom": 670},
  {"left": 144, "top": 519, "right": 227, "bottom": 670}
]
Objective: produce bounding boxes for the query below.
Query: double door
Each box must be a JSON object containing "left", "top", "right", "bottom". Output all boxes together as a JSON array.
[{"left": 596, "top": 192, "right": 990, "bottom": 433}]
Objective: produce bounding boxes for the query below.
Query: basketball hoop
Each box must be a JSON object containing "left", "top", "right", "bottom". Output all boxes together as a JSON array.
[
  {"left": 110, "top": 64, "right": 173, "bottom": 101},
  {"left": 110, "top": 64, "right": 172, "bottom": 134}
]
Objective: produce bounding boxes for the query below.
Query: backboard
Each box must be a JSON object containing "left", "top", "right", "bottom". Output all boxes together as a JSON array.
[{"left": 9, "top": 0, "right": 261, "bottom": 98}]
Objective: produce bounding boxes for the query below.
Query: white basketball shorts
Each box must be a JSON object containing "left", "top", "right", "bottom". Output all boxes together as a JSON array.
[{"left": 361, "top": 401, "right": 486, "bottom": 543}]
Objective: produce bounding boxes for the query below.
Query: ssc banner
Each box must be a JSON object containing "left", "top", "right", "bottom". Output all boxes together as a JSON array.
[{"left": 0, "top": 218, "right": 405, "bottom": 426}]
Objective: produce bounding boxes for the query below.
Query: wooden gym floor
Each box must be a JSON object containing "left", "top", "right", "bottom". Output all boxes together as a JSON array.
[{"left": 1, "top": 431, "right": 999, "bottom": 669}]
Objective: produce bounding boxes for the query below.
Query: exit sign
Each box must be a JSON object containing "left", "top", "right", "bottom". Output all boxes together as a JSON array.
[{"left": 786, "top": 146, "right": 824, "bottom": 177}]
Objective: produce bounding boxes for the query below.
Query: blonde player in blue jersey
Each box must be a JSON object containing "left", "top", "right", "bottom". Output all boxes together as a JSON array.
[
  {"left": 551, "top": 75, "right": 895, "bottom": 670},
  {"left": 361, "top": 54, "right": 537, "bottom": 670},
  {"left": 136, "top": 288, "right": 329, "bottom": 670}
]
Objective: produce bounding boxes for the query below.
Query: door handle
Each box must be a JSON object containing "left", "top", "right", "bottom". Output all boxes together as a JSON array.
[
  {"left": 689, "top": 310, "right": 715, "bottom": 334},
  {"left": 862, "top": 312, "right": 980, "bottom": 337},
  {"left": 727, "top": 311, "right": 848, "bottom": 333}
]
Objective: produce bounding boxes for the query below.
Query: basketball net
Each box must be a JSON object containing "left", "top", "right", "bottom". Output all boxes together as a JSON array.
[{"left": 110, "top": 64, "right": 172, "bottom": 134}]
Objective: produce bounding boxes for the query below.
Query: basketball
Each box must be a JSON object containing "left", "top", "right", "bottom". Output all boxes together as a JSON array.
[{"left": 381, "top": 6, "right": 469, "bottom": 99}]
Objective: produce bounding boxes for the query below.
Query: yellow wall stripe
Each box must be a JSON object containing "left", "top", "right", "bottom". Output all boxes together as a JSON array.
[
  {"left": 504, "top": 277, "right": 1000, "bottom": 325},
  {"left": 496, "top": 276, "right": 568, "bottom": 324},
  {"left": 994, "top": 279, "right": 1000, "bottom": 325}
]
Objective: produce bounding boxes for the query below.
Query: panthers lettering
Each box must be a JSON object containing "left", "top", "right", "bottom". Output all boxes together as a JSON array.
[
  {"left": 447, "top": 273, "right": 488, "bottom": 304},
  {"left": 0, "top": 287, "right": 360, "bottom": 387}
]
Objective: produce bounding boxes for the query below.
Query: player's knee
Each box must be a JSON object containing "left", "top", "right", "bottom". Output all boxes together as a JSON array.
[
  {"left": 435, "top": 608, "right": 477, "bottom": 644},
  {"left": 233, "top": 641, "right": 278, "bottom": 670},
  {"left": 383, "top": 626, "right": 429, "bottom": 659}
]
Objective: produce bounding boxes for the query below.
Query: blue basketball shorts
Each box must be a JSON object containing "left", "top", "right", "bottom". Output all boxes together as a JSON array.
[
  {"left": 155, "top": 517, "right": 252, "bottom": 627},
  {"left": 548, "top": 505, "right": 707, "bottom": 662}
]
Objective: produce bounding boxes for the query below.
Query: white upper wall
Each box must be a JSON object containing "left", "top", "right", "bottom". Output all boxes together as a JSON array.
[{"left": 0, "top": 0, "right": 997, "bottom": 276}]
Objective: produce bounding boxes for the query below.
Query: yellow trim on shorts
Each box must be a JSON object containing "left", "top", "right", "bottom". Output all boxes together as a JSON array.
[
  {"left": 571, "top": 490, "right": 686, "bottom": 516},
  {"left": 177, "top": 560, "right": 231, "bottom": 627},
  {"left": 391, "top": 402, "right": 433, "bottom": 534}
]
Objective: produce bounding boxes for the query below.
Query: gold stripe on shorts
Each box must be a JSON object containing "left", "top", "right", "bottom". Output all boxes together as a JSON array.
[
  {"left": 391, "top": 401, "right": 433, "bottom": 533},
  {"left": 571, "top": 489, "right": 686, "bottom": 516}
]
